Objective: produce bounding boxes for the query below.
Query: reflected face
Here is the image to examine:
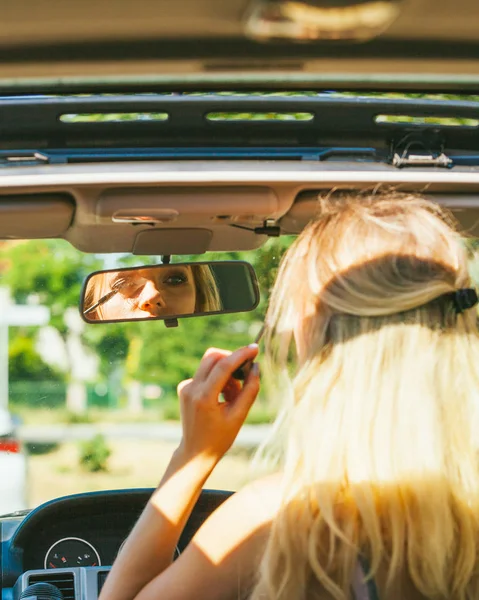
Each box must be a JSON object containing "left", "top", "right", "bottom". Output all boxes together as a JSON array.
[{"left": 97, "top": 265, "right": 197, "bottom": 320}]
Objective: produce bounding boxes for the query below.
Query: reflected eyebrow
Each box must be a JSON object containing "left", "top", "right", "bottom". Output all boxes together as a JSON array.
[
  {"left": 136, "top": 266, "right": 190, "bottom": 279},
  {"left": 161, "top": 266, "right": 189, "bottom": 274},
  {"left": 111, "top": 272, "right": 138, "bottom": 283}
]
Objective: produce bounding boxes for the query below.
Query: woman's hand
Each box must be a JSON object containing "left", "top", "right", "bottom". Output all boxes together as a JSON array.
[{"left": 177, "top": 345, "right": 260, "bottom": 464}]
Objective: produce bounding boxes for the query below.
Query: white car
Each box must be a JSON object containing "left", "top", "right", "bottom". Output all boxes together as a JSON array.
[{"left": 0, "top": 409, "right": 27, "bottom": 515}]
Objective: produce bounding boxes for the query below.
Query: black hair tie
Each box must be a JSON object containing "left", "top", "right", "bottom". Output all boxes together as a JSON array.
[{"left": 449, "top": 288, "right": 479, "bottom": 314}]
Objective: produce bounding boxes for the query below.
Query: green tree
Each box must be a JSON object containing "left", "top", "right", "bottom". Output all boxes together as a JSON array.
[
  {"left": 2, "top": 240, "right": 100, "bottom": 334},
  {"left": 8, "top": 334, "right": 62, "bottom": 382},
  {"left": 2, "top": 241, "right": 122, "bottom": 412}
]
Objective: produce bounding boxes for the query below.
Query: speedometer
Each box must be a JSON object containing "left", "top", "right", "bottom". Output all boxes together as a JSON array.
[{"left": 44, "top": 537, "right": 101, "bottom": 569}]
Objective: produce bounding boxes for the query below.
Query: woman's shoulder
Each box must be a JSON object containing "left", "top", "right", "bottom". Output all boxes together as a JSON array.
[
  {"left": 197, "top": 471, "right": 283, "bottom": 540},
  {"left": 188, "top": 472, "right": 282, "bottom": 576},
  {"left": 221, "top": 471, "right": 284, "bottom": 525},
  {"left": 241, "top": 471, "right": 284, "bottom": 500}
]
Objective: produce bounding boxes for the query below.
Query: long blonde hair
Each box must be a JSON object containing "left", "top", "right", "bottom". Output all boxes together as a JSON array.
[{"left": 252, "top": 191, "right": 479, "bottom": 600}]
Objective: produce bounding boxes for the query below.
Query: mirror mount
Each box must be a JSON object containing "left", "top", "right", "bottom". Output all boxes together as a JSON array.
[
  {"left": 161, "top": 255, "right": 171, "bottom": 264},
  {"left": 230, "top": 219, "right": 281, "bottom": 237},
  {"left": 164, "top": 318, "right": 179, "bottom": 328}
]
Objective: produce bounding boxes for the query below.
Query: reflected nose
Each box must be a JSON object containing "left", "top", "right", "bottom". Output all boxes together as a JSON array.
[{"left": 138, "top": 280, "right": 166, "bottom": 316}]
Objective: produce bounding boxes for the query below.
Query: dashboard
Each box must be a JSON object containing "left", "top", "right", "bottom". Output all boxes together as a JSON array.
[{"left": 0, "top": 488, "right": 233, "bottom": 600}]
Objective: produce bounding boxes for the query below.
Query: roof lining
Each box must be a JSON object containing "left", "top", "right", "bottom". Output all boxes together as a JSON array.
[{"left": 4, "top": 164, "right": 479, "bottom": 252}]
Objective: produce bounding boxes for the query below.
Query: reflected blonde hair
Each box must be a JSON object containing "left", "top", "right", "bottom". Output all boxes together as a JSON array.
[
  {"left": 252, "top": 191, "right": 479, "bottom": 599},
  {"left": 191, "top": 264, "right": 222, "bottom": 313}
]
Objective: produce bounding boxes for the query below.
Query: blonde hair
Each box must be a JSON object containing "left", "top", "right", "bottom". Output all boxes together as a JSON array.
[
  {"left": 191, "top": 264, "right": 222, "bottom": 313},
  {"left": 252, "top": 191, "right": 479, "bottom": 600},
  {"left": 84, "top": 264, "right": 221, "bottom": 320}
]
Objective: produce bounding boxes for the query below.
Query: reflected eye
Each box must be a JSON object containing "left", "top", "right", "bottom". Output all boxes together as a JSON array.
[{"left": 163, "top": 273, "right": 188, "bottom": 286}]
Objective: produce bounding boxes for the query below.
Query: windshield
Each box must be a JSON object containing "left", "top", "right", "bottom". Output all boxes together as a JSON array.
[{"left": 0, "top": 238, "right": 292, "bottom": 514}]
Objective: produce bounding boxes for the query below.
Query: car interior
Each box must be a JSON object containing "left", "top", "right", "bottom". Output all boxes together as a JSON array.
[{"left": 3, "top": 0, "right": 479, "bottom": 599}]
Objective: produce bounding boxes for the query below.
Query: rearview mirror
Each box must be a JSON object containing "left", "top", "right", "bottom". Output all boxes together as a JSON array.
[{"left": 80, "top": 261, "right": 260, "bottom": 324}]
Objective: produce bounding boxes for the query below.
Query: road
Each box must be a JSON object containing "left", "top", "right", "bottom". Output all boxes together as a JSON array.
[{"left": 19, "top": 422, "right": 272, "bottom": 450}]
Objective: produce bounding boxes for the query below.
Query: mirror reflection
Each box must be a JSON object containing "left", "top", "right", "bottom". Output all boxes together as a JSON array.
[{"left": 81, "top": 262, "right": 259, "bottom": 323}]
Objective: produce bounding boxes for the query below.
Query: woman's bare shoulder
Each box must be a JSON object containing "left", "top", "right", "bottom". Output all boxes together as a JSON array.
[
  {"left": 241, "top": 471, "right": 284, "bottom": 502},
  {"left": 195, "top": 472, "right": 283, "bottom": 544},
  {"left": 221, "top": 471, "right": 284, "bottom": 525},
  {"left": 189, "top": 471, "right": 283, "bottom": 580}
]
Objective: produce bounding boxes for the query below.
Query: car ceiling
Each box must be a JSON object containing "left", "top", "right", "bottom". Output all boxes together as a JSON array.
[
  {"left": 1, "top": 0, "right": 479, "bottom": 91},
  {"left": 3, "top": 162, "right": 479, "bottom": 254},
  {"left": 3, "top": 1, "right": 479, "bottom": 255}
]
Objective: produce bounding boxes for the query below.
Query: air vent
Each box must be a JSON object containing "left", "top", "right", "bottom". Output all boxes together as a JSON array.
[{"left": 29, "top": 572, "right": 75, "bottom": 600}]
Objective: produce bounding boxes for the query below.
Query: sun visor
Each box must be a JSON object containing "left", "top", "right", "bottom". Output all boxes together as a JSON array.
[
  {"left": 0, "top": 193, "right": 75, "bottom": 239},
  {"left": 279, "top": 191, "right": 321, "bottom": 233},
  {"left": 133, "top": 228, "right": 213, "bottom": 255},
  {"left": 283, "top": 191, "right": 479, "bottom": 237}
]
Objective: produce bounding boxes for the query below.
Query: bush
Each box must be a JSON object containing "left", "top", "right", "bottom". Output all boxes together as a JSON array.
[
  {"left": 79, "top": 434, "right": 111, "bottom": 472},
  {"left": 26, "top": 442, "right": 59, "bottom": 455},
  {"left": 160, "top": 398, "right": 181, "bottom": 421},
  {"left": 64, "top": 410, "right": 93, "bottom": 425},
  {"left": 9, "top": 335, "right": 64, "bottom": 383}
]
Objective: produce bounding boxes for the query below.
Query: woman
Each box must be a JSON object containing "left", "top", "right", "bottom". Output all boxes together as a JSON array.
[
  {"left": 100, "top": 191, "right": 479, "bottom": 600},
  {"left": 83, "top": 263, "right": 222, "bottom": 320}
]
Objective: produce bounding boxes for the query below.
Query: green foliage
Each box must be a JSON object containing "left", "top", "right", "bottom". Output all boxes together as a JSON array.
[
  {"left": 83, "top": 324, "right": 130, "bottom": 378},
  {"left": 8, "top": 334, "right": 63, "bottom": 382},
  {"left": 129, "top": 314, "right": 255, "bottom": 387},
  {"left": 25, "top": 442, "right": 59, "bottom": 455},
  {"left": 64, "top": 410, "right": 93, "bottom": 424},
  {"left": 160, "top": 397, "right": 181, "bottom": 421},
  {"left": 244, "top": 403, "right": 278, "bottom": 425},
  {"left": 207, "top": 112, "right": 313, "bottom": 121},
  {"left": 2, "top": 240, "right": 101, "bottom": 335},
  {"left": 9, "top": 383, "right": 67, "bottom": 412},
  {"left": 61, "top": 112, "right": 168, "bottom": 123},
  {"left": 79, "top": 434, "right": 111, "bottom": 472}
]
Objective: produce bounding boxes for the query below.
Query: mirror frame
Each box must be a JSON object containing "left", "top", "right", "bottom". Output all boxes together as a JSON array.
[{"left": 79, "top": 260, "right": 260, "bottom": 325}]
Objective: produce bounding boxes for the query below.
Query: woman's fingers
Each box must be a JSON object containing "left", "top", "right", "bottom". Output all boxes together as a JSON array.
[
  {"left": 226, "top": 363, "right": 260, "bottom": 419},
  {"left": 221, "top": 377, "right": 242, "bottom": 403},
  {"left": 176, "top": 348, "right": 261, "bottom": 463},
  {"left": 193, "top": 347, "right": 231, "bottom": 382},
  {"left": 206, "top": 345, "right": 259, "bottom": 396},
  {"left": 179, "top": 344, "right": 259, "bottom": 409}
]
